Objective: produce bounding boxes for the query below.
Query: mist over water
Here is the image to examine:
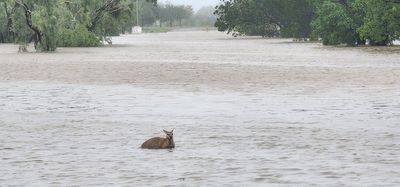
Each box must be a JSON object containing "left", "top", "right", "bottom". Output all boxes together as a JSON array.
[
  {"left": 159, "top": 0, "right": 219, "bottom": 11},
  {"left": 1, "top": 31, "right": 400, "bottom": 186}
]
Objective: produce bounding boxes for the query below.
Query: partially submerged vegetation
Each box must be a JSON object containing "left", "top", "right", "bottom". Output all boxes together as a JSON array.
[
  {"left": 57, "top": 26, "right": 102, "bottom": 47},
  {"left": 0, "top": 0, "right": 157, "bottom": 51},
  {"left": 142, "top": 27, "right": 172, "bottom": 33},
  {"left": 2, "top": 0, "right": 398, "bottom": 51},
  {"left": 0, "top": 0, "right": 218, "bottom": 52},
  {"left": 138, "top": 3, "right": 216, "bottom": 28},
  {"left": 214, "top": 0, "right": 400, "bottom": 46}
]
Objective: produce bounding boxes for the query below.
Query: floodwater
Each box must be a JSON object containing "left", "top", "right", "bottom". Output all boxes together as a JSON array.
[{"left": 1, "top": 31, "right": 400, "bottom": 186}]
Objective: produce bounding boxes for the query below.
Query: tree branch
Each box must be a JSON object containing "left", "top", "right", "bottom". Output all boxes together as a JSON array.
[{"left": 15, "top": 0, "right": 43, "bottom": 47}]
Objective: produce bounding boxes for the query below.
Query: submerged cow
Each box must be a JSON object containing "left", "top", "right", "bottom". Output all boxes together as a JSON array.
[{"left": 141, "top": 130, "right": 175, "bottom": 149}]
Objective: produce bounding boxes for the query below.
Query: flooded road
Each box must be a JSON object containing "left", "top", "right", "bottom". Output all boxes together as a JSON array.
[{"left": 1, "top": 31, "right": 400, "bottom": 186}]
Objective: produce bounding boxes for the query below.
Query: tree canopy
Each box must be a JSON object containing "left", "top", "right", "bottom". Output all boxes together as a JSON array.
[
  {"left": 131, "top": 2, "right": 214, "bottom": 28},
  {"left": 0, "top": 0, "right": 157, "bottom": 51},
  {"left": 214, "top": 0, "right": 314, "bottom": 38},
  {"left": 214, "top": 0, "right": 400, "bottom": 46}
]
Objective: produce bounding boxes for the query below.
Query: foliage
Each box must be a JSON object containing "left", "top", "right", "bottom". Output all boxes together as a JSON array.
[
  {"left": 57, "top": 25, "right": 101, "bottom": 47},
  {"left": 0, "top": 2, "right": 7, "bottom": 42},
  {"left": 355, "top": 0, "right": 400, "bottom": 45},
  {"left": 312, "top": 0, "right": 399, "bottom": 46},
  {"left": 33, "top": 0, "right": 60, "bottom": 51},
  {"left": 214, "top": 0, "right": 314, "bottom": 38},
  {"left": 136, "top": 2, "right": 197, "bottom": 27},
  {"left": 11, "top": 3, "right": 32, "bottom": 44},
  {"left": 188, "top": 6, "right": 217, "bottom": 27},
  {"left": 15, "top": 0, "right": 61, "bottom": 51},
  {"left": 142, "top": 26, "right": 171, "bottom": 33},
  {"left": 214, "top": 0, "right": 399, "bottom": 46},
  {"left": 1, "top": 0, "right": 199, "bottom": 51},
  {"left": 1, "top": 0, "right": 399, "bottom": 49},
  {"left": 311, "top": 1, "right": 360, "bottom": 45},
  {"left": 214, "top": 0, "right": 240, "bottom": 35},
  {"left": 63, "top": 0, "right": 155, "bottom": 37},
  {"left": 0, "top": 0, "right": 17, "bottom": 43},
  {"left": 156, "top": 3, "right": 193, "bottom": 27},
  {"left": 279, "top": 0, "right": 314, "bottom": 38},
  {"left": 0, "top": 0, "right": 158, "bottom": 51},
  {"left": 140, "top": 1, "right": 158, "bottom": 26}
]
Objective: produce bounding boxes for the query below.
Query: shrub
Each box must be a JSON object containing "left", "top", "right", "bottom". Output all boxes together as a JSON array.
[{"left": 57, "top": 26, "right": 101, "bottom": 47}]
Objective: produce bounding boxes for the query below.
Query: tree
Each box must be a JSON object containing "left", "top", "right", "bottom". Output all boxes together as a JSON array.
[
  {"left": 0, "top": 0, "right": 17, "bottom": 43},
  {"left": 64, "top": 0, "right": 135, "bottom": 36},
  {"left": 156, "top": 3, "right": 193, "bottom": 27},
  {"left": 0, "top": 0, "right": 157, "bottom": 51},
  {"left": 356, "top": 0, "right": 400, "bottom": 45},
  {"left": 11, "top": 2, "right": 32, "bottom": 45},
  {"left": 175, "top": 5, "right": 193, "bottom": 26},
  {"left": 311, "top": 0, "right": 399, "bottom": 46},
  {"left": 311, "top": 0, "right": 360, "bottom": 45},
  {"left": 189, "top": 6, "right": 217, "bottom": 27},
  {"left": 214, "top": 0, "right": 314, "bottom": 38},
  {"left": 0, "top": 1, "right": 9, "bottom": 42},
  {"left": 279, "top": 0, "right": 314, "bottom": 38},
  {"left": 140, "top": 1, "right": 157, "bottom": 26},
  {"left": 16, "top": 0, "right": 60, "bottom": 51}
]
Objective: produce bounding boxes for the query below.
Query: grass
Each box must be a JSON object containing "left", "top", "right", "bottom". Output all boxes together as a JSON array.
[{"left": 142, "top": 27, "right": 173, "bottom": 33}]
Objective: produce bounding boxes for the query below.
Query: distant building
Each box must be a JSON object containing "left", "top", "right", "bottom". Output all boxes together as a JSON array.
[{"left": 132, "top": 26, "right": 142, "bottom": 34}]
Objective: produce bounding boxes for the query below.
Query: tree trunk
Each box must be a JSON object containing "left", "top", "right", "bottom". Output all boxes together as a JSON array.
[
  {"left": 18, "top": 1, "right": 43, "bottom": 49},
  {"left": 3, "top": 2, "right": 16, "bottom": 42}
]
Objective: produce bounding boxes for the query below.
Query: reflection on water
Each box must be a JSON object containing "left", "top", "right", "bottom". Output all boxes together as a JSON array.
[{"left": 1, "top": 82, "right": 399, "bottom": 186}]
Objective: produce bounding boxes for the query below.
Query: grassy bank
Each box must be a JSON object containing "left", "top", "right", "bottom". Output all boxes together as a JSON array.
[{"left": 142, "top": 27, "right": 172, "bottom": 33}]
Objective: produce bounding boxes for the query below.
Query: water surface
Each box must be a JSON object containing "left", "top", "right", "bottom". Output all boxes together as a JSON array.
[{"left": 0, "top": 31, "right": 400, "bottom": 186}]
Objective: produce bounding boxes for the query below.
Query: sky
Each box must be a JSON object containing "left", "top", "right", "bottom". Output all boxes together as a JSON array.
[{"left": 160, "top": 0, "right": 220, "bottom": 11}]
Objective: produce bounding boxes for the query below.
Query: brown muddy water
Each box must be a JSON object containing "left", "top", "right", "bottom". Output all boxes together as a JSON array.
[{"left": 1, "top": 31, "right": 400, "bottom": 186}]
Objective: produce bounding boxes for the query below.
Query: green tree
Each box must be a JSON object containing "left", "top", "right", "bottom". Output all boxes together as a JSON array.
[
  {"left": 65, "top": 0, "right": 127, "bottom": 36},
  {"left": 279, "top": 0, "right": 314, "bottom": 38},
  {"left": 311, "top": 0, "right": 360, "bottom": 45},
  {"left": 11, "top": 3, "right": 32, "bottom": 44},
  {"left": 0, "top": 0, "right": 17, "bottom": 43},
  {"left": 16, "top": 0, "right": 60, "bottom": 51},
  {"left": 214, "top": 0, "right": 252, "bottom": 36},
  {"left": 214, "top": 0, "right": 314, "bottom": 38},
  {"left": 57, "top": 25, "right": 101, "bottom": 47},
  {"left": 0, "top": 1, "right": 8, "bottom": 42},
  {"left": 140, "top": 1, "right": 157, "bottom": 26},
  {"left": 3, "top": 0, "right": 157, "bottom": 51},
  {"left": 157, "top": 3, "right": 193, "bottom": 27},
  {"left": 356, "top": 0, "right": 400, "bottom": 45}
]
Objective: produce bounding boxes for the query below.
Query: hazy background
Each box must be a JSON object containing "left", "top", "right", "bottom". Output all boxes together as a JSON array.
[{"left": 160, "top": 0, "right": 220, "bottom": 11}]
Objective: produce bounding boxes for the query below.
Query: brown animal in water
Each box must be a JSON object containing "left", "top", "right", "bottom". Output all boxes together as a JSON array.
[{"left": 141, "top": 130, "right": 175, "bottom": 149}]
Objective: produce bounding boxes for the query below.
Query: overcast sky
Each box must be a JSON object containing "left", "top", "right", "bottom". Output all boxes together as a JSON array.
[{"left": 160, "top": 0, "right": 220, "bottom": 11}]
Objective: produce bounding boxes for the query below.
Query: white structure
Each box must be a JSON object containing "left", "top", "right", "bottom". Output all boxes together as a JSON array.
[{"left": 132, "top": 26, "right": 142, "bottom": 34}]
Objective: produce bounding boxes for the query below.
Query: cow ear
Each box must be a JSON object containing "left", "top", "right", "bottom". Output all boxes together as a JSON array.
[
  {"left": 171, "top": 129, "right": 174, "bottom": 133},
  {"left": 163, "top": 130, "right": 168, "bottom": 133}
]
